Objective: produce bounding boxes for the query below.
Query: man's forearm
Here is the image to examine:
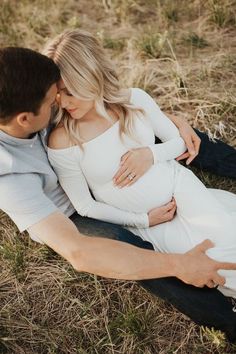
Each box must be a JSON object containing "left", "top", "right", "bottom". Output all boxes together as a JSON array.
[
  {"left": 68, "top": 236, "right": 236, "bottom": 289},
  {"left": 168, "top": 113, "right": 186, "bottom": 129},
  {"left": 29, "top": 212, "right": 176, "bottom": 280},
  {"left": 71, "top": 235, "right": 176, "bottom": 280},
  {"left": 30, "top": 212, "right": 236, "bottom": 287}
]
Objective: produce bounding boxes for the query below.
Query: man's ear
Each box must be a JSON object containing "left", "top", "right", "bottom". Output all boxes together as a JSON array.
[{"left": 15, "top": 112, "right": 32, "bottom": 128}]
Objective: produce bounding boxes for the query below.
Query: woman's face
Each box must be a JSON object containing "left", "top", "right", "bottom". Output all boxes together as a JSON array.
[{"left": 57, "top": 79, "right": 95, "bottom": 120}]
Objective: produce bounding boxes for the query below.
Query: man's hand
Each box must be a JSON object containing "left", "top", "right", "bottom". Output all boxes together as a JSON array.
[
  {"left": 148, "top": 199, "right": 176, "bottom": 226},
  {"left": 113, "top": 147, "right": 153, "bottom": 188},
  {"left": 169, "top": 114, "right": 201, "bottom": 165},
  {"left": 174, "top": 239, "right": 236, "bottom": 288},
  {"left": 176, "top": 122, "right": 201, "bottom": 165}
]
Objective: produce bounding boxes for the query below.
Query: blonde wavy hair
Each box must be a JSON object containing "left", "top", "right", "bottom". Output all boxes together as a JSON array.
[{"left": 42, "top": 29, "right": 143, "bottom": 146}]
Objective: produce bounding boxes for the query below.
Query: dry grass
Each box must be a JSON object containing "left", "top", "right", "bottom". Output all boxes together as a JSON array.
[{"left": 0, "top": 0, "right": 236, "bottom": 353}]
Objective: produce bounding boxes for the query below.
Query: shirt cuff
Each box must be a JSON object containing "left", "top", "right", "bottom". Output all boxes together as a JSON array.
[{"left": 133, "top": 213, "right": 149, "bottom": 228}]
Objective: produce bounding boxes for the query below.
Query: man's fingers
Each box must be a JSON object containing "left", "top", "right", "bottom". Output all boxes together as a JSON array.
[
  {"left": 193, "top": 137, "right": 201, "bottom": 153},
  {"left": 185, "top": 137, "right": 195, "bottom": 156},
  {"left": 216, "top": 262, "right": 236, "bottom": 271},
  {"left": 206, "top": 276, "right": 224, "bottom": 288},
  {"left": 185, "top": 137, "right": 197, "bottom": 164},
  {"left": 177, "top": 135, "right": 199, "bottom": 163},
  {"left": 193, "top": 239, "right": 214, "bottom": 253},
  {"left": 212, "top": 274, "right": 225, "bottom": 286},
  {"left": 206, "top": 280, "right": 216, "bottom": 288},
  {"left": 186, "top": 153, "right": 197, "bottom": 165},
  {"left": 176, "top": 152, "right": 189, "bottom": 161},
  {"left": 193, "top": 283, "right": 204, "bottom": 288},
  {"left": 186, "top": 137, "right": 201, "bottom": 164}
]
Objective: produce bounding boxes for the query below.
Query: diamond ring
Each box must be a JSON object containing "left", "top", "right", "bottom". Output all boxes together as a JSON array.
[{"left": 128, "top": 173, "right": 135, "bottom": 181}]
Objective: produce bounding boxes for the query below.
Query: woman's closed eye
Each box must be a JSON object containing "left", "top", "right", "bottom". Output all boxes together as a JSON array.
[{"left": 60, "top": 87, "right": 73, "bottom": 97}]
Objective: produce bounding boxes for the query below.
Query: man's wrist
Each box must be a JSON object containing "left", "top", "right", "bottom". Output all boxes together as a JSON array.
[
  {"left": 168, "top": 253, "right": 185, "bottom": 279},
  {"left": 154, "top": 253, "right": 184, "bottom": 278},
  {"left": 169, "top": 114, "right": 186, "bottom": 129}
]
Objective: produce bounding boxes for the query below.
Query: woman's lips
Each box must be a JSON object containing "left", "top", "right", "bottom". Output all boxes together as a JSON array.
[{"left": 67, "top": 108, "right": 77, "bottom": 113}]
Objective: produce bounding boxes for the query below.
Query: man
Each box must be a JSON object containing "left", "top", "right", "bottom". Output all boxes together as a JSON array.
[{"left": 0, "top": 47, "right": 236, "bottom": 341}]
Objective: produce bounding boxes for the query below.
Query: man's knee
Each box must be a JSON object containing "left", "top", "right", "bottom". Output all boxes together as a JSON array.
[
  {"left": 70, "top": 213, "right": 130, "bottom": 240},
  {"left": 69, "top": 213, "right": 154, "bottom": 250}
]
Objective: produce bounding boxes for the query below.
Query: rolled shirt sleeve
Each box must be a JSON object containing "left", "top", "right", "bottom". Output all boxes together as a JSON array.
[{"left": 0, "top": 173, "right": 58, "bottom": 232}]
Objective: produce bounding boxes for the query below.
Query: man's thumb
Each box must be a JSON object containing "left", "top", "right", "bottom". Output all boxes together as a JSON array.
[{"left": 195, "top": 239, "right": 214, "bottom": 253}]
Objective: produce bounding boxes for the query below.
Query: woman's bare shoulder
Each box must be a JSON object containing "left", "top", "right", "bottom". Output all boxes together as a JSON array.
[{"left": 48, "top": 125, "right": 71, "bottom": 149}]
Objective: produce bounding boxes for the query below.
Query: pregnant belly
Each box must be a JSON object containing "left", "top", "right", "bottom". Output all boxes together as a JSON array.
[{"left": 93, "top": 161, "right": 176, "bottom": 213}]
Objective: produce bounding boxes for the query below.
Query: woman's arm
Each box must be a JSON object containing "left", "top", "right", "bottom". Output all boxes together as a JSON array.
[
  {"left": 114, "top": 114, "right": 202, "bottom": 187},
  {"left": 48, "top": 149, "right": 147, "bottom": 227},
  {"left": 133, "top": 89, "right": 186, "bottom": 162},
  {"left": 113, "top": 88, "right": 186, "bottom": 186},
  {"left": 48, "top": 128, "right": 175, "bottom": 228}
]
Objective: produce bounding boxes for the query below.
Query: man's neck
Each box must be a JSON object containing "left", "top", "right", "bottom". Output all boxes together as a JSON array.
[{"left": 0, "top": 125, "right": 32, "bottom": 139}]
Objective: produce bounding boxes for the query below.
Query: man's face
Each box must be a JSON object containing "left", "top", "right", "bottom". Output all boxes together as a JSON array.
[{"left": 30, "top": 83, "right": 58, "bottom": 133}]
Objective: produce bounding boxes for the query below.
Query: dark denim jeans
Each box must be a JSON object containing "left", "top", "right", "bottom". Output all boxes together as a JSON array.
[
  {"left": 192, "top": 130, "right": 236, "bottom": 179},
  {"left": 70, "top": 130, "right": 236, "bottom": 341}
]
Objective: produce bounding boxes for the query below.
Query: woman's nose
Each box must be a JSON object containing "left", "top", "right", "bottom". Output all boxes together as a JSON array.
[{"left": 60, "top": 92, "right": 69, "bottom": 108}]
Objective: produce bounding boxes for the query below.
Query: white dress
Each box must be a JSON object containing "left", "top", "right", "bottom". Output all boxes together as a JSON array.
[{"left": 48, "top": 88, "right": 236, "bottom": 296}]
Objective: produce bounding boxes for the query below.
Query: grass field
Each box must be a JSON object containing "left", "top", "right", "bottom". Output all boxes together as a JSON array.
[{"left": 0, "top": 0, "right": 236, "bottom": 353}]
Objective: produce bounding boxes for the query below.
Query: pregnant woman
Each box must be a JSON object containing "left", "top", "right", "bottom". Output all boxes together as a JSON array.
[{"left": 44, "top": 29, "right": 236, "bottom": 297}]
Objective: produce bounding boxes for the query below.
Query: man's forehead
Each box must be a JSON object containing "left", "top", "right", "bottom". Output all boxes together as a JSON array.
[
  {"left": 45, "top": 84, "right": 58, "bottom": 101},
  {"left": 57, "top": 79, "right": 66, "bottom": 90}
]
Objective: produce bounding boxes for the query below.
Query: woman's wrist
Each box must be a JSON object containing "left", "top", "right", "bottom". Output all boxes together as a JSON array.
[{"left": 132, "top": 212, "right": 149, "bottom": 228}]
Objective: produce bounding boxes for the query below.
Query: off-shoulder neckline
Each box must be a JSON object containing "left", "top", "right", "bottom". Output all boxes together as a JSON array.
[{"left": 47, "top": 88, "right": 141, "bottom": 153}]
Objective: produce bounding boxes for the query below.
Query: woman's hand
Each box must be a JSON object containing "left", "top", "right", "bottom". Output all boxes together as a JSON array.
[
  {"left": 148, "top": 199, "right": 176, "bottom": 226},
  {"left": 113, "top": 147, "right": 154, "bottom": 188}
]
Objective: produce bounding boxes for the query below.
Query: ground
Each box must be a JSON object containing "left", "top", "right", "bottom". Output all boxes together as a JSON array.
[{"left": 0, "top": 0, "right": 236, "bottom": 353}]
